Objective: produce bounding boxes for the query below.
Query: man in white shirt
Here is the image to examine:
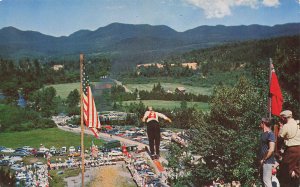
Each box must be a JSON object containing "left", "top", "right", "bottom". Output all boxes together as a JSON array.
[{"left": 278, "top": 110, "right": 300, "bottom": 187}]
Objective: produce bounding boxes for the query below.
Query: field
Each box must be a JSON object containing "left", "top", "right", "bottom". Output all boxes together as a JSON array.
[
  {"left": 47, "top": 82, "right": 80, "bottom": 99},
  {"left": 0, "top": 128, "right": 103, "bottom": 149},
  {"left": 125, "top": 83, "right": 213, "bottom": 95},
  {"left": 48, "top": 81, "right": 213, "bottom": 100},
  {"left": 122, "top": 100, "right": 210, "bottom": 111}
]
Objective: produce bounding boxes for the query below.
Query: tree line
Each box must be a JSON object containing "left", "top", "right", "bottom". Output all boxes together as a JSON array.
[
  {"left": 111, "top": 83, "right": 210, "bottom": 103},
  {"left": 0, "top": 57, "right": 111, "bottom": 99},
  {"left": 0, "top": 56, "right": 110, "bottom": 132}
]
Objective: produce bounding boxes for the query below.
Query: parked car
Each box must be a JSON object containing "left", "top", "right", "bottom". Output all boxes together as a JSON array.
[
  {"left": 10, "top": 164, "right": 22, "bottom": 171},
  {"left": 34, "top": 162, "right": 45, "bottom": 169},
  {"left": 49, "top": 146, "right": 57, "bottom": 155},
  {"left": 0, "top": 159, "right": 10, "bottom": 166},
  {"left": 15, "top": 148, "right": 26, "bottom": 152},
  {"left": 16, "top": 173, "right": 27, "bottom": 180},
  {"left": 35, "top": 151, "right": 47, "bottom": 157},
  {"left": 147, "top": 171, "right": 155, "bottom": 176},
  {"left": 9, "top": 156, "right": 23, "bottom": 162},
  {"left": 1, "top": 148, "right": 15, "bottom": 153},
  {"left": 61, "top": 146, "right": 67, "bottom": 154},
  {"left": 69, "top": 146, "right": 75, "bottom": 153},
  {"left": 108, "top": 150, "right": 122, "bottom": 156},
  {"left": 0, "top": 146, "right": 7, "bottom": 151},
  {"left": 38, "top": 147, "right": 49, "bottom": 153},
  {"left": 22, "top": 146, "right": 34, "bottom": 151},
  {"left": 12, "top": 151, "right": 28, "bottom": 157},
  {"left": 68, "top": 124, "right": 78, "bottom": 128},
  {"left": 30, "top": 149, "right": 37, "bottom": 155}
]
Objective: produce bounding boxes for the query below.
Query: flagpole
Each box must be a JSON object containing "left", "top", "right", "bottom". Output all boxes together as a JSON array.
[
  {"left": 268, "top": 58, "right": 272, "bottom": 120},
  {"left": 269, "top": 58, "right": 279, "bottom": 154},
  {"left": 80, "top": 53, "right": 85, "bottom": 187}
]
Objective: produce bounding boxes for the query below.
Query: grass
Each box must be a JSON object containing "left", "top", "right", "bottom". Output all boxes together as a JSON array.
[
  {"left": 47, "top": 81, "right": 213, "bottom": 99},
  {"left": 125, "top": 82, "right": 213, "bottom": 95},
  {"left": 49, "top": 168, "right": 81, "bottom": 187},
  {"left": 47, "top": 82, "right": 104, "bottom": 99},
  {"left": 46, "top": 82, "right": 80, "bottom": 99},
  {"left": 0, "top": 128, "right": 104, "bottom": 149},
  {"left": 122, "top": 100, "right": 210, "bottom": 111}
]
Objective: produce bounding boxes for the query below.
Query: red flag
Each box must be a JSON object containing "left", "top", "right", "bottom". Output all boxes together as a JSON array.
[
  {"left": 82, "top": 64, "right": 101, "bottom": 138},
  {"left": 270, "top": 64, "right": 283, "bottom": 116}
]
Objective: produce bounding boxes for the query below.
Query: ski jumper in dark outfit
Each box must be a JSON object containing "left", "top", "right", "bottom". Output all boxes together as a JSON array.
[{"left": 142, "top": 109, "right": 170, "bottom": 156}]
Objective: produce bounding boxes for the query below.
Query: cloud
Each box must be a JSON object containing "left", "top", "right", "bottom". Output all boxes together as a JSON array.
[
  {"left": 262, "top": 0, "right": 280, "bottom": 7},
  {"left": 184, "top": 0, "right": 280, "bottom": 18}
]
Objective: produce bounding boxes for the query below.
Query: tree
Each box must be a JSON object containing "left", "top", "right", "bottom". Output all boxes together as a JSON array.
[
  {"left": 66, "top": 89, "right": 80, "bottom": 115},
  {"left": 29, "top": 87, "right": 58, "bottom": 117},
  {"left": 152, "top": 82, "right": 164, "bottom": 94},
  {"left": 170, "top": 77, "right": 264, "bottom": 186},
  {"left": 274, "top": 46, "right": 300, "bottom": 117}
]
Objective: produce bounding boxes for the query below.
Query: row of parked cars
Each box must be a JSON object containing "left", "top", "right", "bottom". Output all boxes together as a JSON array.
[{"left": 0, "top": 145, "right": 81, "bottom": 157}]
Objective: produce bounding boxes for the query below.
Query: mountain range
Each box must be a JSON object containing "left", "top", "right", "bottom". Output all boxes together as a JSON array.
[{"left": 0, "top": 22, "right": 299, "bottom": 67}]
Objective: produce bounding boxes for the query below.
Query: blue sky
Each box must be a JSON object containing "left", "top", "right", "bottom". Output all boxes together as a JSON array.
[{"left": 0, "top": 0, "right": 299, "bottom": 37}]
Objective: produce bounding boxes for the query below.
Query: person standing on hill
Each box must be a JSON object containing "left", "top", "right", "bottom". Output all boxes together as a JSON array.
[
  {"left": 278, "top": 110, "right": 300, "bottom": 187},
  {"left": 142, "top": 106, "right": 172, "bottom": 160},
  {"left": 259, "top": 117, "right": 276, "bottom": 187}
]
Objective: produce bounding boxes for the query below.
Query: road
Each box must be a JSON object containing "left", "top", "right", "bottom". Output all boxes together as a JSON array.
[
  {"left": 112, "top": 79, "right": 133, "bottom": 93},
  {"left": 57, "top": 125, "right": 147, "bottom": 150}
]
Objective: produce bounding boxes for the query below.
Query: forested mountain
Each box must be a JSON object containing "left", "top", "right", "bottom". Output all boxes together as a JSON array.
[{"left": 0, "top": 22, "right": 299, "bottom": 70}]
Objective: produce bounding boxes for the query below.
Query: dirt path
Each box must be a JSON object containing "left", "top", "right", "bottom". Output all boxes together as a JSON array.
[
  {"left": 90, "top": 164, "right": 135, "bottom": 187},
  {"left": 64, "top": 163, "right": 136, "bottom": 187}
]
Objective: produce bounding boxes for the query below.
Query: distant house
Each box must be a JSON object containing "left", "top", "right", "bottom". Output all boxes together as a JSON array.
[
  {"left": 181, "top": 62, "right": 198, "bottom": 70},
  {"left": 136, "top": 63, "right": 164, "bottom": 69},
  {"left": 52, "top": 64, "right": 64, "bottom": 71},
  {"left": 175, "top": 87, "right": 186, "bottom": 94},
  {"left": 136, "top": 62, "right": 198, "bottom": 71}
]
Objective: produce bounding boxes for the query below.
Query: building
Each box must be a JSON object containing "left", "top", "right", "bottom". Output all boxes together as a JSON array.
[
  {"left": 136, "top": 62, "right": 198, "bottom": 70},
  {"left": 136, "top": 63, "right": 164, "bottom": 69},
  {"left": 175, "top": 87, "right": 186, "bottom": 94},
  {"left": 181, "top": 62, "right": 198, "bottom": 70},
  {"left": 52, "top": 65, "right": 64, "bottom": 71}
]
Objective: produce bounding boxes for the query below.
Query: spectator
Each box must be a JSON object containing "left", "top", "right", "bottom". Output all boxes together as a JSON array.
[
  {"left": 259, "top": 117, "right": 275, "bottom": 187},
  {"left": 278, "top": 110, "right": 300, "bottom": 187}
]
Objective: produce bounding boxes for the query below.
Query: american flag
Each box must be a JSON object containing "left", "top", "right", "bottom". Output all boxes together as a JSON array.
[{"left": 82, "top": 62, "right": 101, "bottom": 138}]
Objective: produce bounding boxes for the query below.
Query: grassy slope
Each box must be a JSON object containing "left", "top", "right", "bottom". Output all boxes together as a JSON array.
[
  {"left": 48, "top": 81, "right": 213, "bottom": 100},
  {"left": 0, "top": 128, "right": 103, "bottom": 148},
  {"left": 46, "top": 82, "right": 80, "bottom": 99},
  {"left": 122, "top": 100, "right": 210, "bottom": 111}
]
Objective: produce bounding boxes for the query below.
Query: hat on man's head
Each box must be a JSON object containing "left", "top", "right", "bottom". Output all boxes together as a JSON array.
[{"left": 280, "top": 110, "right": 292, "bottom": 118}]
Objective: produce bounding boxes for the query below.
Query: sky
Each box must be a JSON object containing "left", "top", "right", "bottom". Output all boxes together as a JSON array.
[{"left": 0, "top": 0, "right": 299, "bottom": 37}]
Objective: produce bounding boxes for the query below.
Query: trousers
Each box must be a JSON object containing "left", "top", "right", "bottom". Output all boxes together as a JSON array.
[
  {"left": 262, "top": 164, "right": 273, "bottom": 187},
  {"left": 146, "top": 120, "right": 160, "bottom": 155}
]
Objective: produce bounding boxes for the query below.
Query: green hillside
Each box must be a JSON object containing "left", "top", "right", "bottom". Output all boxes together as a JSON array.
[
  {"left": 47, "top": 82, "right": 80, "bottom": 99},
  {"left": 0, "top": 128, "right": 103, "bottom": 148}
]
